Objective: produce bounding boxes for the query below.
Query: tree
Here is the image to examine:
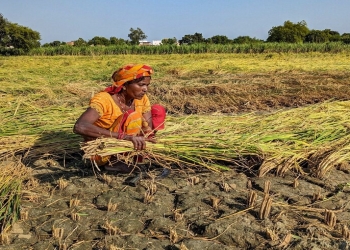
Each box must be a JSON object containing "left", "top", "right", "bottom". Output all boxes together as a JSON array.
[
  {"left": 209, "top": 35, "right": 231, "bottom": 44},
  {"left": 110, "top": 37, "right": 127, "bottom": 45},
  {"left": 304, "top": 30, "right": 328, "bottom": 43},
  {"left": 161, "top": 37, "right": 177, "bottom": 45},
  {"left": 6, "top": 22, "right": 40, "bottom": 50},
  {"left": 128, "top": 27, "right": 147, "bottom": 45},
  {"left": 304, "top": 29, "right": 341, "bottom": 43},
  {"left": 0, "top": 13, "right": 7, "bottom": 46},
  {"left": 233, "top": 36, "right": 263, "bottom": 44},
  {"left": 74, "top": 38, "right": 87, "bottom": 47},
  {"left": 179, "top": 32, "right": 205, "bottom": 45},
  {"left": 42, "top": 40, "right": 66, "bottom": 47},
  {"left": 267, "top": 20, "right": 309, "bottom": 43},
  {"left": 0, "top": 14, "right": 40, "bottom": 51},
  {"left": 323, "top": 29, "right": 341, "bottom": 42},
  {"left": 88, "top": 36, "right": 110, "bottom": 46},
  {"left": 341, "top": 33, "right": 350, "bottom": 44}
]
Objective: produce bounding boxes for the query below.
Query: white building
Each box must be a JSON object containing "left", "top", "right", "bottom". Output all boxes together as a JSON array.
[
  {"left": 139, "top": 40, "right": 162, "bottom": 46},
  {"left": 152, "top": 40, "right": 162, "bottom": 45}
]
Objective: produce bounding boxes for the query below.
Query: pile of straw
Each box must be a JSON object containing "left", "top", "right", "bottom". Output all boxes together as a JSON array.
[
  {"left": 1, "top": 104, "right": 84, "bottom": 162},
  {"left": 82, "top": 101, "right": 350, "bottom": 178},
  {"left": 0, "top": 161, "right": 30, "bottom": 231}
]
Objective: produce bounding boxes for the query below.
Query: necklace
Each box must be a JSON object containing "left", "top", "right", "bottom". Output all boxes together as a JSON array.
[{"left": 115, "top": 93, "right": 134, "bottom": 113}]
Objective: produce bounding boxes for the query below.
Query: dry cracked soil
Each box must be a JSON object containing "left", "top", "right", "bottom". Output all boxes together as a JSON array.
[{"left": 2, "top": 157, "right": 350, "bottom": 250}]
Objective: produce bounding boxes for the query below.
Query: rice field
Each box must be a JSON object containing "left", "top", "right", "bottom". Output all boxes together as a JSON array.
[
  {"left": 1, "top": 53, "right": 350, "bottom": 248},
  {"left": 1, "top": 53, "right": 350, "bottom": 169}
]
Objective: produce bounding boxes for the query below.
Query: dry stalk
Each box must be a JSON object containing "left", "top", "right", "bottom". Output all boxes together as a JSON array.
[
  {"left": 266, "top": 228, "right": 279, "bottom": 241},
  {"left": 271, "top": 211, "right": 285, "bottom": 221},
  {"left": 337, "top": 162, "right": 350, "bottom": 171},
  {"left": 101, "top": 173, "right": 112, "bottom": 185},
  {"left": 22, "top": 191, "right": 40, "bottom": 202},
  {"left": 148, "top": 182, "right": 157, "bottom": 196},
  {"left": 71, "top": 213, "right": 80, "bottom": 221},
  {"left": 169, "top": 228, "right": 179, "bottom": 244},
  {"left": 264, "top": 180, "right": 271, "bottom": 194},
  {"left": 341, "top": 224, "right": 350, "bottom": 240},
  {"left": 103, "top": 221, "right": 121, "bottom": 235},
  {"left": 312, "top": 190, "right": 323, "bottom": 202},
  {"left": 173, "top": 209, "right": 184, "bottom": 222},
  {"left": 107, "top": 198, "right": 118, "bottom": 212},
  {"left": 247, "top": 190, "right": 257, "bottom": 208},
  {"left": 188, "top": 176, "right": 200, "bottom": 185},
  {"left": 210, "top": 196, "right": 221, "bottom": 211},
  {"left": 324, "top": 209, "right": 336, "bottom": 228},
  {"left": 246, "top": 179, "right": 252, "bottom": 189},
  {"left": 59, "top": 243, "right": 67, "bottom": 250},
  {"left": 259, "top": 193, "right": 273, "bottom": 220},
  {"left": 278, "top": 233, "right": 292, "bottom": 249},
  {"left": 220, "top": 182, "right": 232, "bottom": 192},
  {"left": 144, "top": 190, "right": 154, "bottom": 204},
  {"left": 57, "top": 178, "right": 68, "bottom": 190},
  {"left": 20, "top": 209, "right": 28, "bottom": 221},
  {"left": 24, "top": 177, "right": 40, "bottom": 189},
  {"left": 109, "top": 245, "right": 123, "bottom": 250},
  {"left": 52, "top": 227, "right": 64, "bottom": 240},
  {"left": 0, "top": 233, "right": 10, "bottom": 245},
  {"left": 179, "top": 242, "right": 189, "bottom": 250},
  {"left": 69, "top": 198, "right": 80, "bottom": 208},
  {"left": 292, "top": 178, "right": 299, "bottom": 188}
]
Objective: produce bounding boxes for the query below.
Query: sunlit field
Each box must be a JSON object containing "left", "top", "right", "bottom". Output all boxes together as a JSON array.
[{"left": 1, "top": 53, "right": 350, "bottom": 248}]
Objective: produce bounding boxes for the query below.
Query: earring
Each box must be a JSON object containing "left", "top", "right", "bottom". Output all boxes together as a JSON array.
[{"left": 122, "top": 86, "right": 126, "bottom": 90}]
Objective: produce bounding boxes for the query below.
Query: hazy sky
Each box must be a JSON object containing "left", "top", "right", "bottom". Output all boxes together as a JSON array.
[{"left": 1, "top": 1, "right": 349, "bottom": 44}]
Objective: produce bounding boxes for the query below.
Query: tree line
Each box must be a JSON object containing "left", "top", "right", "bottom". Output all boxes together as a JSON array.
[{"left": 1, "top": 13, "right": 350, "bottom": 56}]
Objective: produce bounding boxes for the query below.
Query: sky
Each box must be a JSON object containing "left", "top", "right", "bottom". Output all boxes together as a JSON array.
[{"left": 1, "top": 1, "right": 350, "bottom": 44}]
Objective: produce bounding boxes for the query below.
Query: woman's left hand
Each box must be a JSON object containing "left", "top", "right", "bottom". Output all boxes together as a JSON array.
[{"left": 125, "top": 135, "right": 147, "bottom": 150}]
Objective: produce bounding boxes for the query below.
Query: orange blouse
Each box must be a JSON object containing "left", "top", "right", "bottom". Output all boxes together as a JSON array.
[{"left": 89, "top": 92, "right": 151, "bottom": 129}]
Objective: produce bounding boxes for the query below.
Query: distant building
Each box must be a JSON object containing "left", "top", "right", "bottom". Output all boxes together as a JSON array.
[
  {"left": 66, "top": 41, "right": 74, "bottom": 46},
  {"left": 152, "top": 40, "right": 162, "bottom": 45},
  {"left": 139, "top": 40, "right": 162, "bottom": 46},
  {"left": 139, "top": 40, "right": 152, "bottom": 46}
]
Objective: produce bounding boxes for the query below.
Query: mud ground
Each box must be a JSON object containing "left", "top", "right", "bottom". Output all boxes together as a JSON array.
[{"left": 3, "top": 157, "right": 350, "bottom": 250}]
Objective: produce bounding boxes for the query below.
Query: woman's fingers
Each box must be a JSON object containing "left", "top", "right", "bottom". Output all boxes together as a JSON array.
[
  {"left": 131, "top": 136, "right": 146, "bottom": 150},
  {"left": 146, "top": 137, "right": 157, "bottom": 143}
]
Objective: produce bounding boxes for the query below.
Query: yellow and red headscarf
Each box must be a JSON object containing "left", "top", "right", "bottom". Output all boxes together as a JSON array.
[{"left": 105, "top": 64, "right": 153, "bottom": 94}]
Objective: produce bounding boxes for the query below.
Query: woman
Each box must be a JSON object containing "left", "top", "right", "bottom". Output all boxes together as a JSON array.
[{"left": 73, "top": 64, "right": 166, "bottom": 172}]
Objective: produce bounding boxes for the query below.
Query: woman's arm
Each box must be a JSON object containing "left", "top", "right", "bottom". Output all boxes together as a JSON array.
[
  {"left": 74, "top": 108, "right": 148, "bottom": 150},
  {"left": 142, "top": 110, "right": 154, "bottom": 130},
  {"left": 73, "top": 108, "right": 118, "bottom": 139}
]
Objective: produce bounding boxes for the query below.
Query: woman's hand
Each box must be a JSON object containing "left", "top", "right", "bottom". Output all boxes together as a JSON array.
[
  {"left": 145, "top": 132, "right": 157, "bottom": 143},
  {"left": 125, "top": 135, "right": 147, "bottom": 150}
]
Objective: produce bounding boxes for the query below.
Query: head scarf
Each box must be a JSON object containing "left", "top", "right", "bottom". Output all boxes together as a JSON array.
[{"left": 105, "top": 64, "right": 153, "bottom": 94}]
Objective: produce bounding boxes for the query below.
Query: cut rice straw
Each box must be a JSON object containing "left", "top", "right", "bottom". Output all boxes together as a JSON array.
[
  {"left": 0, "top": 161, "right": 30, "bottom": 232},
  {"left": 82, "top": 100, "right": 350, "bottom": 177},
  {"left": 2, "top": 99, "right": 350, "bottom": 177}
]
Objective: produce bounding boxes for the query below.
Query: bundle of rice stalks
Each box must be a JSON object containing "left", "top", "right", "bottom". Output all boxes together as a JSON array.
[
  {"left": 82, "top": 101, "right": 350, "bottom": 177},
  {"left": 0, "top": 161, "right": 30, "bottom": 232},
  {"left": 0, "top": 133, "right": 81, "bottom": 162},
  {"left": 0, "top": 103, "right": 84, "bottom": 162}
]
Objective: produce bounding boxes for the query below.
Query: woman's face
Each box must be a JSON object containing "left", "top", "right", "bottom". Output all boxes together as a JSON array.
[{"left": 125, "top": 76, "right": 151, "bottom": 100}]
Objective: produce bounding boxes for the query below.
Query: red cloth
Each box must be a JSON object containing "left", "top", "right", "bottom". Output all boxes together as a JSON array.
[{"left": 151, "top": 104, "right": 166, "bottom": 130}]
